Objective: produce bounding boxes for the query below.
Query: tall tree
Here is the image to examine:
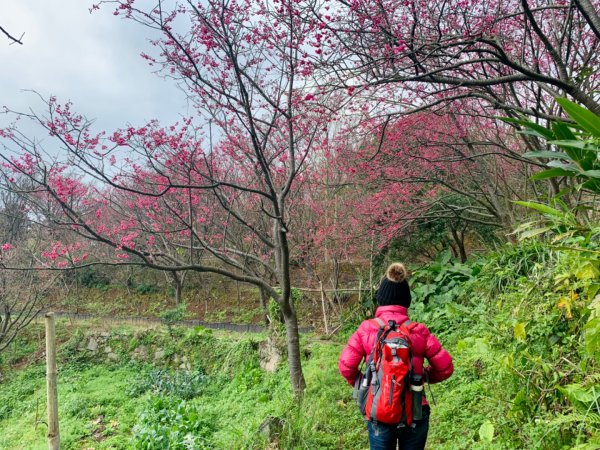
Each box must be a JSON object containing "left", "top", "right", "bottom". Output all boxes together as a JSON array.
[
  {"left": 0, "top": 183, "right": 54, "bottom": 352},
  {"left": 0, "top": 0, "right": 331, "bottom": 394}
]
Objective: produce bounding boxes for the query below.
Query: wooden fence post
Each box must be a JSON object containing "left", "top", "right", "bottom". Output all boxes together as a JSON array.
[
  {"left": 319, "top": 281, "right": 329, "bottom": 334},
  {"left": 358, "top": 280, "right": 362, "bottom": 307},
  {"left": 45, "top": 312, "right": 60, "bottom": 450}
]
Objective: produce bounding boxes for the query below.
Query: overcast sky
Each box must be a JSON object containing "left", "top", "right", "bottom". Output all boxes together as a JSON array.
[{"left": 1, "top": 0, "right": 191, "bottom": 136}]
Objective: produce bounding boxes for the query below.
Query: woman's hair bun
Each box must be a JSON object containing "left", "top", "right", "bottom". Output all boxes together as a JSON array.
[{"left": 386, "top": 262, "right": 408, "bottom": 283}]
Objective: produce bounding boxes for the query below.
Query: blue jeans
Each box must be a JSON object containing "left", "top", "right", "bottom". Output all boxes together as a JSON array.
[{"left": 367, "top": 408, "right": 430, "bottom": 450}]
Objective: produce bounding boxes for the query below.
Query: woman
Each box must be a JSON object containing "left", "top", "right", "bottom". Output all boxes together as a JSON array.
[{"left": 339, "top": 263, "right": 454, "bottom": 450}]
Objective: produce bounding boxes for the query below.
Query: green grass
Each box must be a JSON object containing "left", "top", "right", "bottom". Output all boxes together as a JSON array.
[
  {"left": 0, "top": 324, "right": 368, "bottom": 449},
  {"left": 0, "top": 363, "right": 144, "bottom": 449}
]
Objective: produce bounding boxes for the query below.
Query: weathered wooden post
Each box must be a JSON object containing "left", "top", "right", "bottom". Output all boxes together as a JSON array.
[
  {"left": 45, "top": 312, "right": 60, "bottom": 450},
  {"left": 358, "top": 280, "right": 362, "bottom": 308},
  {"left": 319, "top": 281, "right": 329, "bottom": 334}
]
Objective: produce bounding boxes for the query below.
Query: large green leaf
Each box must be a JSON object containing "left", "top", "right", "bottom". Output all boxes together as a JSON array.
[
  {"left": 584, "top": 316, "right": 600, "bottom": 362},
  {"left": 513, "top": 201, "right": 565, "bottom": 217},
  {"left": 547, "top": 160, "right": 579, "bottom": 170},
  {"left": 582, "top": 170, "right": 600, "bottom": 179},
  {"left": 519, "top": 129, "right": 554, "bottom": 140},
  {"left": 582, "top": 178, "right": 600, "bottom": 194},
  {"left": 552, "top": 121, "right": 576, "bottom": 140},
  {"left": 531, "top": 168, "right": 576, "bottom": 180},
  {"left": 549, "top": 139, "right": 599, "bottom": 170},
  {"left": 522, "top": 151, "right": 573, "bottom": 161},
  {"left": 501, "top": 117, "right": 555, "bottom": 140},
  {"left": 548, "top": 140, "right": 596, "bottom": 151},
  {"left": 514, "top": 322, "right": 527, "bottom": 341},
  {"left": 556, "top": 98, "right": 600, "bottom": 137},
  {"left": 478, "top": 420, "right": 495, "bottom": 443},
  {"left": 518, "top": 227, "right": 552, "bottom": 240},
  {"left": 559, "top": 383, "right": 600, "bottom": 409}
]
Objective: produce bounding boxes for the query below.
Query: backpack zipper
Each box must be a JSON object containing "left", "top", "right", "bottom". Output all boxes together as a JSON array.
[{"left": 389, "top": 375, "right": 395, "bottom": 405}]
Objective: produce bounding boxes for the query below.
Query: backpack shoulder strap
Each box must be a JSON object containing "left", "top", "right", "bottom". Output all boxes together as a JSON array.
[
  {"left": 402, "top": 319, "right": 418, "bottom": 330},
  {"left": 370, "top": 318, "right": 387, "bottom": 347},
  {"left": 365, "top": 318, "right": 387, "bottom": 367},
  {"left": 373, "top": 318, "right": 386, "bottom": 328}
]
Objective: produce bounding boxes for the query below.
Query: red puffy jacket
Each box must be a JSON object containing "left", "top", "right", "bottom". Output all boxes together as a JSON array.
[{"left": 339, "top": 305, "right": 454, "bottom": 395}]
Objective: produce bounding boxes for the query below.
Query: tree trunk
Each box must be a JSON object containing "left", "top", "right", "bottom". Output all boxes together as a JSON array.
[
  {"left": 448, "top": 241, "right": 458, "bottom": 259},
  {"left": 170, "top": 271, "right": 183, "bottom": 306},
  {"left": 275, "top": 217, "right": 306, "bottom": 395},
  {"left": 175, "top": 281, "right": 182, "bottom": 306},
  {"left": 259, "top": 287, "right": 270, "bottom": 328},
  {"left": 451, "top": 229, "right": 467, "bottom": 263},
  {"left": 281, "top": 301, "right": 306, "bottom": 395}
]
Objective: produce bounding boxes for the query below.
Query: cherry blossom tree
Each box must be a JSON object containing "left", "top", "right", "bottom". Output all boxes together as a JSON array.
[
  {"left": 315, "top": 109, "right": 531, "bottom": 260},
  {"left": 0, "top": 0, "right": 333, "bottom": 394},
  {"left": 316, "top": 0, "right": 600, "bottom": 119},
  {"left": 312, "top": 0, "right": 600, "bottom": 201}
]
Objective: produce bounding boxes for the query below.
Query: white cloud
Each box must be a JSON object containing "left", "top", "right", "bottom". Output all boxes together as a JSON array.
[{"left": 0, "top": 0, "right": 190, "bottom": 134}]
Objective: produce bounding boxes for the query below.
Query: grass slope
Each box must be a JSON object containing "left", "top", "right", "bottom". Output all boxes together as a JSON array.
[{"left": 0, "top": 325, "right": 368, "bottom": 449}]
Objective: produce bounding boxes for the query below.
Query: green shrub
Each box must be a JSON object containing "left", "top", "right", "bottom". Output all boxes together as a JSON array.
[
  {"left": 135, "top": 281, "right": 160, "bottom": 295},
  {"left": 128, "top": 368, "right": 206, "bottom": 400},
  {"left": 420, "top": 239, "right": 600, "bottom": 449},
  {"left": 132, "top": 397, "right": 215, "bottom": 449},
  {"left": 73, "top": 267, "right": 111, "bottom": 288},
  {"left": 160, "top": 303, "right": 188, "bottom": 335}
]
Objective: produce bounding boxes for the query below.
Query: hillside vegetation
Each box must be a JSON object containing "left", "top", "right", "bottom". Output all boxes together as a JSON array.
[{"left": 0, "top": 238, "right": 598, "bottom": 449}]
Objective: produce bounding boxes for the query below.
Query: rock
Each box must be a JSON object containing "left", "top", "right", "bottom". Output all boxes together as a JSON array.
[
  {"left": 259, "top": 338, "right": 281, "bottom": 373},
  {"left": 259, "top": 416, "right": 283, "bottom": 442},
  {"left": 134, "top": 345, "right": 148, "bottom": 358},
  {"left": 107, "top": 352, "right": 118, "bottom": 361},
  {"left": 104, "top": 346, "right": 112, "bottom": 354},
  {"left": 86, "top": 337, "right": 98, "bottom": 352},
  {"left": 100, "top": 332, "right": 110, "bottom": 338},
  {"left": 182, "top": 355, "right": 188, "bottom": 362},
  {"left": 154, "top": 349, "right": 165, "bottom": 360}
]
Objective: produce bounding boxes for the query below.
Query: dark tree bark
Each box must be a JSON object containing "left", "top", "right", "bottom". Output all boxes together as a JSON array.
[
  {"left": 574, "top": 0, "right": 600, "bottom": 41},
  {"left": 259, "top": 287, "right": 270, "bottom": 329},
  {"left": 451, "top": 229, "right": 468, "bottom": 263},
  {"left": 0, "top": 25, "right": 23, "bottom": 45},
  {"left": 169, "top": 271, "right": 184, "bottom": 306}
]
